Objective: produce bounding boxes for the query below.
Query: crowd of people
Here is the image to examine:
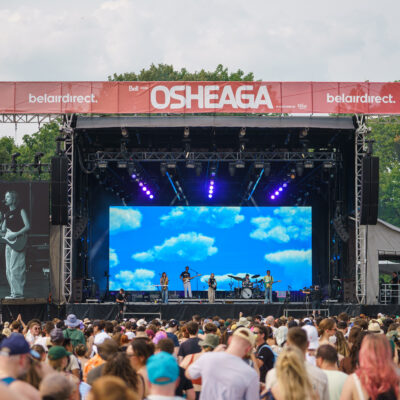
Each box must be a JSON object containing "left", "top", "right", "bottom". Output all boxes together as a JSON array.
[{"left": 0, "top": 310, "right": 398, "bottom": 399}]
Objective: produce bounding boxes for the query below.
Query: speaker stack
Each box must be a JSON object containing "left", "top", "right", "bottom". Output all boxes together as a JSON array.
[
  {"left": 51, "top": 156, "right": 68, "bottom": 225},
  {"left": 360, "top": 156, "right": 379, "bottom": 225}
]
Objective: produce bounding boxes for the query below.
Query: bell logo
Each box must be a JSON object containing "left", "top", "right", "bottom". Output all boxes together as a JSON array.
[{"left": 150, "top": 84, "right": 274, "bottom": 110}]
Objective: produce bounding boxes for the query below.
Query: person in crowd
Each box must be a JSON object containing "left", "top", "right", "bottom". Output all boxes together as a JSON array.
[
  {"left": 253, "top": 324, "right": 275, "bottom": 382},
  {"left": 178, "top": 322, "right": 201, "bottom": 362},
  {"left": 25, "top": 320, "right": 41, "bottom": 346},
  {"left": 340, "top": 333, "right": 399, "bottom": 400},
  {"left": 316, "top": 344, "right": 347, "bottom": 400},
  {"left": 39, "top": 372, "right": 78, "bottom": 400},
  {"left": 318, "top": 318, "right": 337, "bottom": 346},
  {"left": 155, "top": 338, "right": 195, "bottom": 400},
  {"left": 63, "top": 314, "right": 85, "bottom": 348},
  {"left": 0, "top": 333, "right": 41, "bottom": 399},
  {"left": 337, "top": 321, "right": 348, "bottom": 338},
  {"left": 102, "top": 352, "right": 145, "bottom": 399},
  {"left": 85, "top": 338, "right": 118, "bottom": 384},
  {"left": 47, "top": 345, "right": 70, "bottom": 372},
  {"left": 263, "top": 346, "right": 316, "bottom": 400},
  {"left": 74, "top": 343, "right": 89, "bottom": 372},
  {"left": 339, "top": 330, "right": 369, "bottom": 374},
  {"left": 302, "top": 324, "right": 319, "bottom": 365},
  {"left": 166, "top": 319, "right": 180, "bottom": 356},
  {"left": 335, "top": 330, "right": 350, "bottom": 358},
  {"left": 88, "top": 376, "right": 138, "bottom": 400},
  {"left": 63, "top": 338, "right": 81, "bottom": 379},
  {"left": 181, "top": 333, "right": 219, "bottom": 399},
  {"left": 186, "top": 327, "right": 259, "bottom": 399},
  {"left": 146, "top": 351, "right": 183, "bottom": 400},
  {"left": 31, "top": 344, "right": 47, "bottom": 362},
  {"left": 127, "top": 338, "right": 155, "bottom": 397},
  {"left": 92, "top": 320, "right": 110, "bottom": 354},
  {"left": 266, "top": 327, "right": 329, "bottom": 400}
]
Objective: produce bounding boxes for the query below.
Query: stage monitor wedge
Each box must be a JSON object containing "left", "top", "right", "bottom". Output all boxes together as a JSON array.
[
  {"left": 51, "top": 156, "right": 68, "bottom": 225},
  {"left": 360, "top": 156, "right": 379, "bottom": 225}
]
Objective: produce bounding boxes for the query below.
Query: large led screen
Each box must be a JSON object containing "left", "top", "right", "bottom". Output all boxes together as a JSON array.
[{"left": 109, "top": 206, "right": 312, "bottom": 291}]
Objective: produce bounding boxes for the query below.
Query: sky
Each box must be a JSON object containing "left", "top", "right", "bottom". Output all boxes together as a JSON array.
[
  {"left": 1, "top": 0, "right": 399, "bottom": 140},
  {"left": 109, "top": 206, "right": 312, "bottom": 292}
]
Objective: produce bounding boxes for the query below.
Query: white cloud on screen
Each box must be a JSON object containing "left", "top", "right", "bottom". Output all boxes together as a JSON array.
[
  {"left": 132, "top": 232, "right": 218, "bottom": 262},
  {"left": 250, "top": 207, "right": 311, "bottom": 243},
  {"left": 110, "top": 207, "right": 142, "bottom": 235},
  {"left": 111, "top": 268, "right": 156, "bottom": 290},
  {"left": 264, "top": 249, "right": 312, "bottom": 266},
  {"left": 109, "top": 248, "right": 119, "bottom": 268},
  {"left": 160, "top": 207, "right": 245, "bottom": 229}
]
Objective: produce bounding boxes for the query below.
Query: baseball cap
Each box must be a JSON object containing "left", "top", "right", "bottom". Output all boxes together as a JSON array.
[
  {"left": 146, "top": 351, "right": 179, "bottom": 385},
  {"left": 302, "top": 324, "right": 319, "bottom": 350},
  {"left": 48, "top": 346, "right": 71, "bottom": 361},
  {"left": 232, "top": 327, "right": 255, "bottom": 347},
  {"left": 0, "top": 333, "right": 37, "bottom": 357},
  {"left": 168, "top": 319, "right": 179, "bottom": 328}
]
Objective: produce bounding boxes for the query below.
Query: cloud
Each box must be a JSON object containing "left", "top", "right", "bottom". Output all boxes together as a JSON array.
[
  {"left": 160, "top": 207, "right": 245, "bottom": 229},
  {"left": 132, "top": 232, "right": 218, "bottom": 262},
  {"left": 111, "top": 268, "right": 156, "bottom": 290},
  {"left": 250, "top": 208, "right": 311, "bottom": 243},
  {"left": 264, "top": 249, "right": 312, "bottom": 266},
  {"left": 109, "top": 248, "right": 119, "bottom": 268},
  {"left": 110, "top": 207, "right": 142, "bottom": 235}
]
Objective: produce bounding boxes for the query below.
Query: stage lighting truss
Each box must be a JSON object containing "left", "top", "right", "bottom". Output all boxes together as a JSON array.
[{"left": 87, "top": 150, "right": 339, "bottom": 164}]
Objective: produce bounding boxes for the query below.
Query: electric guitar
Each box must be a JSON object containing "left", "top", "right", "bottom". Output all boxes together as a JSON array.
[
  {"left": 181, "top": 274, "right": 202, "bottom": 283},
  {"left": 265, "top": 280, "right": 281, "bottom": 289},
  {"left": 0, "top": 229, "right": 27, "bottom": 252}
]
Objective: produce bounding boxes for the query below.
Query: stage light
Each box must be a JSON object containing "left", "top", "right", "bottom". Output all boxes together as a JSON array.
[
  {"left": 149, "top": 195, "right": 154, "bottom": 199},
  {"left": 235, "top": 160, "right": 245, "bottom": 168},
  {"left": 270, "top": 195, "right": 275, "bottom": 200},
  {"left": 139, "top": 182, "right": 144, "bottom": 187},
  {"left": 304, "top": 160, "right": 314, "bottom": 169},
  {"left": 167, "top": 162, "right": 177, "bottom": 169},
  {"left": 264, "top": 163, "right": 271, "bottom": 177},
  {"left": 146, "top": 190, "right": 150, "bottom": 195},
  {"left": 184, "top": 127, "right": 190, "bottom": 138},
  {"left": 239, "top": 127, "right": 246, "bottom": 137},
  {"left": 296, "top": 162, "right": 304, "bottom": 177},
  {"left": 290, "top": 169, "right": 296, "bottom": 180},
  {"left": 131, "top": 173, "right": 137, "bottom": 179},
  {"left": 283, "top": 183, "right": 288, "bottom": 188},
  {"left": 323, "top": 161, "right": 335, "bottom": 168},
  {"left": 279, "top": 187, "right": 283, "bottom": 192},
  {"left": 97, "top": 161, "right": 108, "bottom": 169},
  {"left": 275, "top": 191, "right": 279, "bottom": 196},
  {"left": 299, "top": 128, "right": 309, "bottom": 138},
  {"left": 208, "top": 194, "right": 212, "bottom": 199},
  {"left": 186, "top": 160, "right": 196, "bottom": 168},
  {"left": 254, "top": 162, "right": 264, "bottom": 169},
  {"left": 121, "top": 127, "right": 128, "bottom": 137},
  {"left": 117, "top": 161, "right": 128, "bottom": 168},
  {"left": 142, "top": 186, "right": 147, "bottom": 191}
]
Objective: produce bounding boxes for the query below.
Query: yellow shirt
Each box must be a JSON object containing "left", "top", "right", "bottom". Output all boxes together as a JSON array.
[{"left": 264, "top": 275, "right": 273, "bottom": 288}]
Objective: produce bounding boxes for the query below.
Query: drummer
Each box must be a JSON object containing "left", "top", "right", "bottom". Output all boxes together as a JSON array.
[{"left": 242, "top": 274, "right": 252, "bottom": 288}]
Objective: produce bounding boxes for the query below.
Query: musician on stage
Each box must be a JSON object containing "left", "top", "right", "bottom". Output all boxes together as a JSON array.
[
  {"left": 1, "top": 191, "right": 30, "bottom": 299},
  {"left": 160, "top": 272, "right": 169, "bottom": 304},
  {"left": 242, "top": 274, "right": 251, "bottom": 288},
  {"left": 116, "top": 288, "right": 127, "bottom": 320},
  {"left": 263, "top": 270, "right": 274, "bottom": 304},
  {"left": 180, "top": 266, "right": 192, "bottom": 298},
  {"left": 208, "top": 273, "right": 217, "bottom": 303}
]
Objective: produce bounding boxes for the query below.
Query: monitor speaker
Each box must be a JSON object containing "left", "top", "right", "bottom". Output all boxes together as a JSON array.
[{"left": 360, "top": 156, "right": 379, "bottom": 225}]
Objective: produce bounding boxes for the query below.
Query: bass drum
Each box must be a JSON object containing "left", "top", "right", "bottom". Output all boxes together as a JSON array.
[{"left": 241, "top": 287, "right": 252, "bottom": 299}]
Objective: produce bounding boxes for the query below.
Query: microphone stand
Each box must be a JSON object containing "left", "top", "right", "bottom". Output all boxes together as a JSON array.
[{"left": 190, "top": 267, "right": 200, "bottom": 299}]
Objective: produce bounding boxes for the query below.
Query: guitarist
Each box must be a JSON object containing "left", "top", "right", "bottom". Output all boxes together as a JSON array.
[
  {"left": 180, "top": 266, "right": 192, "bottom": 298},
  {"left": 263, "top": 269, "right": 276, "bottom": 304},
  {"left": 208, "top": 273, "right": 217, "bottom": 303},
  {"left": 160, "top": 272, "right": 169, "bottom": 304},
  {"left": 1, "top": 191, "right": 30, "bottom": 299}
]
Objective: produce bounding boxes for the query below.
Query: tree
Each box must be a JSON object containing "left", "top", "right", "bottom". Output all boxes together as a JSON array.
[{"left": 109, "top": 63, "right": 255, "bottom": 82}]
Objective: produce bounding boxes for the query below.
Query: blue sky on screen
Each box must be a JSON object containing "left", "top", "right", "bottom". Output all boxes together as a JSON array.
[{"left": 109, "top": 206, "right": 311, "bottom": 291}]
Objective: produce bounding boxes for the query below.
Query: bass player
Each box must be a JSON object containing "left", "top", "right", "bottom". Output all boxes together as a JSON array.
[
  {"left": 263, "top": 269, "right": 280, "bottom": 304},
  {"left": 208, "top": 273, "right": 217, "bottom": 303}
]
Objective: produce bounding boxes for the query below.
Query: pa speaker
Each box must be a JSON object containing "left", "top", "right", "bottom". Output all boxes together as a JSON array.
[
  {"left": 51, "top": 156, "right": 68, "bottom": 225},
  {"left": 360, "top": 156, "right": 379, "bottom": 225}
]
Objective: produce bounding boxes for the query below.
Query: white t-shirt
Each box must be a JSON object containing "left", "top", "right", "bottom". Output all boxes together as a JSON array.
[
  {"left": 188, "top": 352, "right": 259, "bottom": 400},
  {"left": 323, "top": 370, "right": 348, "bottom": 400},
  {"left": 266, "top": 361, "right": 329, "bottom": 400}
]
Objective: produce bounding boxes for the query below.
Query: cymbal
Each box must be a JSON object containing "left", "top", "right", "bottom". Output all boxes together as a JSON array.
[
  {"left": 228, "top": 275, "right": 244, "bottom": 281},
  {"left": 251, "top": 274, "right": 260, "bottom": 279}
]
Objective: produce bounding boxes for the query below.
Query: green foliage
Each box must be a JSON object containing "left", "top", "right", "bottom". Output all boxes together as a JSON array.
[
  {"left": 109, "top": 63, "right": 255, "bottom": 82},
  {"left": 0, "top": 121, "right": 59, "bottom": 181},
  {"left": 367, "top": 118, "right": 400, "bottom": 227}
]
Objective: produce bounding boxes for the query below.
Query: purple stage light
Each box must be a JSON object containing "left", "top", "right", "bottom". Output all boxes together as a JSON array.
[
  {"left": 146, "top": 190, "right": 150, "bottom": 195},
  {"left": 278, "top": 187, "right": 283, "bottom": 192},
  {"left": 210, "top": 180, "right": 214, "bottom": 185},
  {"left": 131, "top": 174, "right": 137, "bottom": 179},
  {"left": 149, "top": 195, "right": 154, "bottom": 199},
  {"left": 142, "top": 187, "right": 146, "bottom": 192},
  {"left": 208, "top": 194, "right": 213, "bottom": 198},
  {"left": 283, "top": 183, "right": 288, "bottom": 188},
  {"left": 270, "top": 195, "right": 275, "bottom": 200},
  {"left": 139, "top": 182, "right": 143, "bottom": 187},
  {"left": 275, "top": 191, "right": 279, "bottom": 196}
]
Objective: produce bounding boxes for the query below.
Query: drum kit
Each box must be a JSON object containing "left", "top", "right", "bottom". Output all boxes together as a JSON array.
[{"left": 228, "top": 274, "right": 264, "bottom": 299}]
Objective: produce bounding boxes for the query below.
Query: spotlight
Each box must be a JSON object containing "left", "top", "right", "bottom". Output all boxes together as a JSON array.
[
  {"left": 323, "top": 161, "right": 335, "bottom": 169},
  {"left": 304, "top": 160, "right": 314, "bottom": 169},
  {"left": 131, "top": 173, "right": 137, "bottom": 179},
  {"left": 167, "top": 162, "right": 177, "bottom": 169},
  {"left": 270, "top": 195, "right": 275, "bottom": 200},
  {"left": 117, "top": 161, "right": 128, "bottom": 168},
  {"left": 235, "top": 160, "right": 246, "bottom": 169},
  {"left": 290, "top": 170, "right": 296, "bottom": 180},
  {"left": 296, "top": 162, "right": 304, "bottom": 177},
  {"left": 184, "top": 127, "right": 190, "bottom": 138},
  {"left": 208, "top": 194, "right": 212, "bottom": 199},
  {"left": 149, "top": 195, "right": 154, "bottom": 199},
  {"left": 275, "top": 191, "right": 279, "bottom": 196},
  {"left": 186, "top": 160, "right": 196, "bottom": 169},
  {"left": 121, "top": 127, "right": 128, "bottom": 137},
  {"left": 139, "top": 182, "right": 144, "bottom": 187},
  {"left": 210, "top": 180, "right": 214, "bottom": 185},
  {"left": 146, "top": 190, "right": 150, "bottom": 195},
  {"left": 254, "top": 162, "right": 264, "bottom": 169},
  {"left": 239, "top": 127, "right": 246, "bottom": 137},
  {"left": 142, "top": 186, "right": 147, "bottom": 191},
  {"left": 97, "top": 161, "right": 108, "bottom": 169},
  {"left": 278, "top": 187, "right": 283, "bottom": 192},
  {"left": 283, "top": 183, "right": 288, "bottom": 188}
]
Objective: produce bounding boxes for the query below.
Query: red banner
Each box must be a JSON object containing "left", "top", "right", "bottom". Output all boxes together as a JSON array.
[{"left": 0, "top": 81, "right": 399, "bottom": 115}]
